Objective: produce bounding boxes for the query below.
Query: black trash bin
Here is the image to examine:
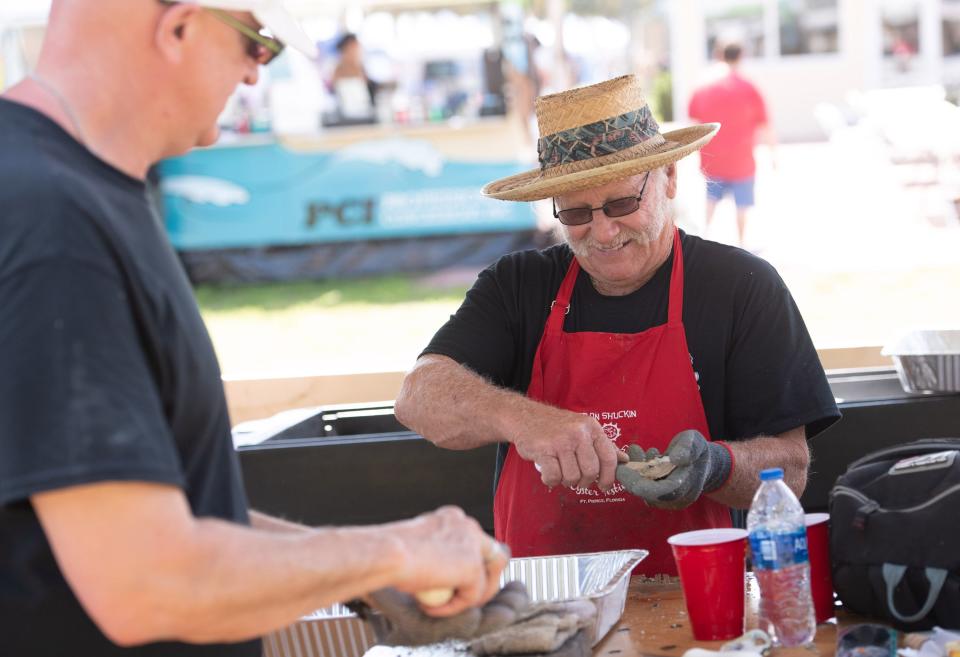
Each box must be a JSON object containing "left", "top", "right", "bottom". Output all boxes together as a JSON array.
[
  {"left": 235, "top": 370, "right": 960, "bottom": 534},
  {"left": 235, "top": 402, "right": 497, "bottom": 532}
]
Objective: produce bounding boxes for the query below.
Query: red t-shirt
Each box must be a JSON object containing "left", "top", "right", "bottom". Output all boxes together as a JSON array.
[{"left": 688, "top": 71, "right": 768, "bottom": 180}]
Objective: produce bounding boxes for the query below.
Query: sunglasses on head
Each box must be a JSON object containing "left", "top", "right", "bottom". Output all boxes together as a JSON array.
[
  {"left": 158, "top": 1, "right": 285, "bottom": 66},
  {"left": 552, "top": 172, "right": 650, "bottom": 226}
]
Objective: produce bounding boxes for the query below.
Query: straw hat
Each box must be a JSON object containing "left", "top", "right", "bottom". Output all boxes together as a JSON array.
[{"left": 482, "top": 75, "right": 719, "bottom": 202}]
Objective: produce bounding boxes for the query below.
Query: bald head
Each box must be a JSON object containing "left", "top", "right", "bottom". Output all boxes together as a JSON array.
[
  {"left": 22, "top": 0, "right": 261, "bottom": 176},
  {"left": 47, "top": 0, "right": 158, "bottom": 46},
  {"left": 42, "top": 0, "right": 171, "bottom": 93}
]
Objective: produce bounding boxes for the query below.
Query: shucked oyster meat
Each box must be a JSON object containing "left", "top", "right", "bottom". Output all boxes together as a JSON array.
[{"left": 622, "top": 455, "right": 677, "bottom": 480}]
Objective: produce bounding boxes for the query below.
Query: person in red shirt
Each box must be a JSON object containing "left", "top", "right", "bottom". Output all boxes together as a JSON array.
[{"left": 688, "top": 43, "right": 776, "bottom": 247}]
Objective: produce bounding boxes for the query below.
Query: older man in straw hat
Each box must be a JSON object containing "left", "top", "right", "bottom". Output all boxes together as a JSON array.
[
  {"left": 396, "top": 75, "right": 839, "bottom": 576},
  {"left": 0, "top": 1, "right": 507, "bottom": 654}
]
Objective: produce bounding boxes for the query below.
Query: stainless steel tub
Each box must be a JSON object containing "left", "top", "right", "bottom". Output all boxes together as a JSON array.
[{"left": 884, "top": 329, "right": 960, "bottom": 393}]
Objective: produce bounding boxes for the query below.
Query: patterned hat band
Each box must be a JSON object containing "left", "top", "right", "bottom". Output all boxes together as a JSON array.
[{"left": 537, "top": 106, "right": 665, "bottom": 174}]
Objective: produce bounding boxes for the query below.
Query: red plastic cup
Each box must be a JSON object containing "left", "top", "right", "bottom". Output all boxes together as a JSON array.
[
  {"left": 806, "top": 512, "right": 835, "bottom": 623},
  {"left": 668, "top": 528, "right": 748, "bottom": 641}
]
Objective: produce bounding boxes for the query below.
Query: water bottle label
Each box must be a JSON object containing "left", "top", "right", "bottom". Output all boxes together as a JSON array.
[{"left": 748, "top": 528, "right": 809, "bottom": 570}]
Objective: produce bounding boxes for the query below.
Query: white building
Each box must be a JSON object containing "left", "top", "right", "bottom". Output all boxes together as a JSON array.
[{"left": 669, "top": 0, "right": 960, "bottom": 141}]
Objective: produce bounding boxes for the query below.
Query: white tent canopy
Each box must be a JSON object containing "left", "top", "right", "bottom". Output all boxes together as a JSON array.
[{"left": 1, "top": 0, "right": 498, "bottom": 31}]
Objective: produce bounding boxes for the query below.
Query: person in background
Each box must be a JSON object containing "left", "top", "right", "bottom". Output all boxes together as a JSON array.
[
  {"left": 395, "top": 75, "right": 839, "bottom": 576},
  {"left": 331, "top": 32, "right": 377, "bottom": 107},
  {"left": 502, "top": 32, "right": 546, "bottom": 145},
  {"left": 0, "top": 1, "right": 506, "bottom": 655},
  {"left": 687, "top": 42, "right": 776, "bottom": 248}
]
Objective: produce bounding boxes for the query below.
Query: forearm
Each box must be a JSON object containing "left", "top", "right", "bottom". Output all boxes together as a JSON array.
[
  {"left": 57, "top": 509, "right": 406, "bottom": 644},
  {"left": 397, "top": 355, "right": 624, "bottom": 489},
  {"left": 707, "top": 427, "right": 808, "bottom": 509},
  {"left": 759, "top": 123, "right": 777, "bottom": 152},
  {"left": 37, "top": 483, "right": 499, "bottom": 647},
  {"left": 153, "top": 508, "right": 499, "bottom": 643},
  {"left": 396, "top": 354, "right": 529, "bottom": 450},
  {"left": 163, "top": 520, "right": 406, "bottom": 642},
  {"left": 248, "top": 509, "right": 309, "bottom": 533}
]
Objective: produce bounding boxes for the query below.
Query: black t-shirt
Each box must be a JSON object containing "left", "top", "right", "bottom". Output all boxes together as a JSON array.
[
  {"left": 0, "top": 100, "right": 259, "bottom": 656},
  {"left": 424, "top": 231, "right": 840, "bottom": 479}
]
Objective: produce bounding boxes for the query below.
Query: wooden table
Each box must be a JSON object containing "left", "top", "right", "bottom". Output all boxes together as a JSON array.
[
  {"left": 594, "top": 577, "right": 841, "bottom": 657},
  {"left": 361, "top": 577, "right": 867, "bottom": 657}
]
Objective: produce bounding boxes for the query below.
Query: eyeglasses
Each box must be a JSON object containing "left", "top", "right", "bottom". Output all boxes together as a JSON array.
[
  {"left": 158, "top": 1, "right": 285, "bottom": 65},
  {"left": 552, "top": 172, "right": 650, "bottom": 226},
  {"left": 207, "top": 8, "right": 285, "bottom": 65}
]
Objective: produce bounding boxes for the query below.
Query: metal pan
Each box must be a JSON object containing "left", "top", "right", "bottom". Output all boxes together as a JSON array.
[{"left": 262, "top": 548, "right": 648, "bottom": 657}]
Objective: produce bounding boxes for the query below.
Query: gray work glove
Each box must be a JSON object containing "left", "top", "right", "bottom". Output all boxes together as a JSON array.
[
  {"left": 615, "top": 429, "right": 732, "bottom": 510},
  {"left": 363, "top": 581, "right": 531, "bottom": 647}
]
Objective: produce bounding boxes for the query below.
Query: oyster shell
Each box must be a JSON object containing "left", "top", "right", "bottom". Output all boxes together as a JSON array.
[{"left": 622, "top": 455, "right": 676, "bottom": 480}]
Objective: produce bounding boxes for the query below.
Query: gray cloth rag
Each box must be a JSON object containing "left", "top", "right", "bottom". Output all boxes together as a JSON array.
[
  {"left": 467, "top": 598, "right": 596, "bottom": 656},
  {"left": 365, "top": 581, "right": 597, "bottom": 656}
]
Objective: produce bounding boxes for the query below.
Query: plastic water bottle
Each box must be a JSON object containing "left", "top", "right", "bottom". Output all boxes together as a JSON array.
[{"left": 747, "top": 468, "right": 816, "bottom": 646}]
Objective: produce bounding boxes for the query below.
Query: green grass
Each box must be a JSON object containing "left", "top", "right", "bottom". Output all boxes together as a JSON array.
[
  {"left": 196, "top": 263, "right": 960, "bottom": 379},
  {"left": 196, "top": 275, "right": 472, "bottom": 378},
  {"left": 194, "top": 275, "right": 471, "bottom": 312}
]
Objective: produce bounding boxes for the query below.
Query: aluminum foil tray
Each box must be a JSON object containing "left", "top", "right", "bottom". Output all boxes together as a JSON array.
[
  {"left": 263, "top": 548, "right": 647, "bottom": 657},
  {"left": 883, "top": 329, "right": 960, "bottom": 393},
  {"left": 262, "top": 602, "right": 378, "bottom": 657}
]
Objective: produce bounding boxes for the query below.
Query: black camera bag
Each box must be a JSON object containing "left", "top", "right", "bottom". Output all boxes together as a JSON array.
[{"left": 829, "top": 438, "right": 960, "bottom": 630}]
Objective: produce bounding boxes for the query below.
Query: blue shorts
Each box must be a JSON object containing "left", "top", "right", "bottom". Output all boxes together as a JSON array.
[{"left": 706, "top": 177, "right": 755, "bottom": 208}]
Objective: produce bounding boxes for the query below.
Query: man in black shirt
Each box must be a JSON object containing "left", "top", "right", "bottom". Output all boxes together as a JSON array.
[
  {"left": 0, "top": 1, "right": 506, "bottom": 655},
  {"left": 395, "top": 75, "right": 839, "bottom": 575}
]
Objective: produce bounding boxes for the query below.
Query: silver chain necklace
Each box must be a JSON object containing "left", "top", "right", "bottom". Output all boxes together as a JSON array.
[{"left": 27, "top": 72, "right": 89, "bottom": 147}]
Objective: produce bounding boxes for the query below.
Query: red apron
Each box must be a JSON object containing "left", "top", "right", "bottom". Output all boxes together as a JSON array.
[{"left": 493, "top": 228, "right": 731, "bottom": 576}]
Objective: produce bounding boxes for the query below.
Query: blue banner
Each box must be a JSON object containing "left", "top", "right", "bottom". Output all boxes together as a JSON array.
[{"left": 158, "top": 136, "right": 536, "bottom": 250}]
